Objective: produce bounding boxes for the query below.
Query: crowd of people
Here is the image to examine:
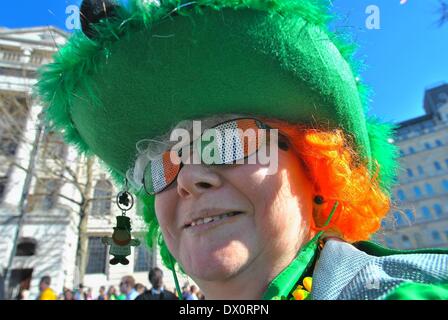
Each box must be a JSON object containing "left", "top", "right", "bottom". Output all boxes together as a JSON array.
[{"left": 19, "top": 267, "right": 205, "bottom": 300}]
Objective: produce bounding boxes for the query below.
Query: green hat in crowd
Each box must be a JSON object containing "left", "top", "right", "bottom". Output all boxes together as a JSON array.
[{"left": 37, "top": 0, "right": 398, "bottom": 196}]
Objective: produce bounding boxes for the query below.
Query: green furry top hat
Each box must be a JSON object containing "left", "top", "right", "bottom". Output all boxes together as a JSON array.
[{"left": 37, "top": 0, "right": 398, "bottom": 193}]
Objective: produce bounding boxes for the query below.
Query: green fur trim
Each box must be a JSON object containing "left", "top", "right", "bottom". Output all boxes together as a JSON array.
[
  {"left": 366, "top": 117, "right": 399, "bottom": 195},
  {"left": 137, "top": 192, "right": 185, "bottom": 272}
]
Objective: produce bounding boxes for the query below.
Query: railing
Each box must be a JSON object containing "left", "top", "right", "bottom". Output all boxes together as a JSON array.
[
  {"left": 0, "top": 50, "right": 22, "bottom": 62},
  {"left": 29, "top": 54, "right": 44, "bottom": 65},
  {"left": 0, "top": 49, "right": 51, "bottom": 66}
]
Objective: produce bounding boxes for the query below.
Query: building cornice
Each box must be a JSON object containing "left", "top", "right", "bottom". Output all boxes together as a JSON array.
[
  {"left": 0, "top": 26, "right": 68, "bottom": 38},
  {"left": 0, "top": 26, "right": 68, "bottom": 49},
  {"left": 398, "top": 114, "right": 434, "bottom": 128}
]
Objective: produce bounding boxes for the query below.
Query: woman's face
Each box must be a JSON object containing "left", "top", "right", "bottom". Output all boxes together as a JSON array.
[{"left": 154, "top": 127, "right": 315, "bottom": 283}]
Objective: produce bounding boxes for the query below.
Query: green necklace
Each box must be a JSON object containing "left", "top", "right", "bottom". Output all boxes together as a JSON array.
[{"left": 262, "top": 201, "right": 339, "bottom": 300}]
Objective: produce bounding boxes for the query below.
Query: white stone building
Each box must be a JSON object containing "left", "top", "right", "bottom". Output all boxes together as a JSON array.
[
  {"left": 375, "top": 83, "right": 448, "bottom": 250},
  {"left": 0, "top": 26, "right": 190, "bottom": 300}
]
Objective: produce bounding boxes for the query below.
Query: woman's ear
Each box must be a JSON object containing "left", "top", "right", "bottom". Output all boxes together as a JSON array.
[{"left": 80, "top": 0, "right": 120, "bottom": 39}]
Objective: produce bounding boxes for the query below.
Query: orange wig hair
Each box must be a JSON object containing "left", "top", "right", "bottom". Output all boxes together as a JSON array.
[{"left": 264, "top": 119, "right": 391, "bottom": 243}]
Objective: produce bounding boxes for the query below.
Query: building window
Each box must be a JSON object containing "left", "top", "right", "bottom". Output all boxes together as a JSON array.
[
  {"left": 443, "top": 180, "right": 448, "bottom": 192},
  {"left": 434, "top": 161, "right": 442, "bottom": 171},
  {"left": 399, "top": 150, "right": 405, "bottom": 157},
  {"left": 394, "top": 212, "right": 405, "bottom": 227},
  {"left": 413, "top": 186, "right": 422, "bottom": 198},
  {"left": 445, "top": 159, "right": 448, "bottom": 168},
  {"left": 431, "top": 231, "right": 441, "bottom": 242},
  {"left": 435, "top": 140, "right": 443, "bottom": 147},
  {"left": 34, "top": 178, "right": 61, "bottom": 210},
  {"left": 417, "top": 165, "right": 424, "bottom": 175},
  {"left": 421, "top": 207, "right": 432, "bottom": 220},
  {"left": 86, "top": 237, "right": 107, "bottom": 274},
  {"left": 91, "top": 180, "right": 112, "bottom": 215},
  {"left": 407, "top": 168, "right": 413, "bottom": 177},
  {"left": 414, "top": 233, "right": 424, "bottom": 247},
  {"left": 404, "top": 209, "right": 415, "bottom": 223},
  {"left": 408, "top": 147, "right": 415, "bottom": 154},
  {"left": 384, "top": 237, "right": 394, "bottom": 248},
  {"left": 397, "top": 190, "right": 406, "bottom": 201},
  {"left": 424, "top": 142, "right": 432, "bottom": 150},
  {"left": 134, "top": 245, "right": 154, "bottom": 272},
  {"left": 15, "top": 238, "right": 37, "bottom": 256},
  {"left": 424, "top": 121, "right": 433, "bottom": 129},
  {"left": 433, "top": 204, "right": 443, "bottom": 218},
  {"left": 401, "top": 235, "right": 412, "bottom": 249},
  {"left": 445, "top": 230, "right": 448, "bottom": 240},
  {"left": 424, "top": 183, "right": 435, "bottom": 196},
  {"left": 0, "top": 96, "right": 29, "bottom": 158}
]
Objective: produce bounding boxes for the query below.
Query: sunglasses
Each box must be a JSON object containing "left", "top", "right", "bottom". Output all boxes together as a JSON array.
[{"left": 142, "top": 118, "right": 273, "bottom": 195}]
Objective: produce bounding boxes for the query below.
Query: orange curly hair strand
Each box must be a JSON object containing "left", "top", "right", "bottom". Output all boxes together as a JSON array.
[{"left": 263, "top": 119, "right": 391, "bottom": 243}]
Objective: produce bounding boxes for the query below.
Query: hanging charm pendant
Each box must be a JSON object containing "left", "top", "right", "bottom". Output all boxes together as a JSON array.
[
  {"left": 117, "top": 189, "right": 134, "bottom": 213},
  {"left": 102, "top": 179, "right": 140, "bottom": 265}
]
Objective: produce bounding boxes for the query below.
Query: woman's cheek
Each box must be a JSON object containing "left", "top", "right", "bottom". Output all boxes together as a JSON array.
[{"left": 154, "top": 192, "right": 179, "bottom": 249}]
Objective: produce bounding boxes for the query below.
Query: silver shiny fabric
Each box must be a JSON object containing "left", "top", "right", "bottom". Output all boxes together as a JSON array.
[{"left": 311, "top": 239, "right": 448, "bottom": 300}]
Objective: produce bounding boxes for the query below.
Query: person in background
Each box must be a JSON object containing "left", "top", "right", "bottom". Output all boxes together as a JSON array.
[
  {"left": 37, "top": 276, "right": 57, "bottom": 300},
  {"left": 85, "top": 288, "right": 93, "bottom": 300},
  {"left": 136, "top": 267, "right": 177, "bottom": 300},
  {"left": 97, "top": 286, "right": 107, "bottom": 300},
  {"left": 134, "top": 283, "right": 146, "bottom": 296},
  {"left": 186, "top": 285, "right": 199, "bottom": 300},
  {"left": 119, "top": 276, "right": 138, "bottom": 300},
  {"left": 73, "top": 284, "right": 85, "bottom": 300},
  {"left": 197, "top": 291, "right": 205, "bottom": 300},
  {"left": 107, "top": 286, "right": 118, "bottom": 300},
  {"left": 63, "top": 289, "right": 74, "bottom": 300},
  {"left": 17, "top": 288, "right": 30, "bottom": 300},
  {"left": 181, "top": 283, "right": 190, "bottom": 300},
  {"left": 57, "top": 287, "right": 67, "bottom": 300}
]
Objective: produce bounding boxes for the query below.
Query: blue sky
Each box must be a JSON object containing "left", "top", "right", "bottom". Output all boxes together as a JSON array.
[{"left": 1, "top": 0, "right": 447, "bottom": 124}]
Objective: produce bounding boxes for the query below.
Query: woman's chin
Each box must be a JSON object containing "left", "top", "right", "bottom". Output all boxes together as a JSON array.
[{"left": 181, "top": 242, "right": 251, "bottom": 281}]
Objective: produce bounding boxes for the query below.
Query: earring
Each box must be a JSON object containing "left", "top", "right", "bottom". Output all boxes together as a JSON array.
[
  {"left": 312, "top": 195, "right": 342, "bottom": 242},
  {"left": 102, "top": 179, "right": 140, "bottom": 265},
  {"left": 312, "top": 195, "right": 328, "bottom": 228},
  {"left": 313, "top": 195, "right": 325, "bottom": 205}
]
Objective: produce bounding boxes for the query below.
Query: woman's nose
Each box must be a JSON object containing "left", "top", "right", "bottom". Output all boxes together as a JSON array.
[{"left": 176, "top": 164, "right": 222, "bottom": 198}]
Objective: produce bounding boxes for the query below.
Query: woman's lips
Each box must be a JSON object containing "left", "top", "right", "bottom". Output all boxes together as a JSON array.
[{"left": 183, "top": 211, "right": 245, "bottom": 233}]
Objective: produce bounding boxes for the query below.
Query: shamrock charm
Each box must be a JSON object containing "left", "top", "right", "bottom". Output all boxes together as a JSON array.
[{"left": 116, "top": 190, "right": 133, "bottom": 211}]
